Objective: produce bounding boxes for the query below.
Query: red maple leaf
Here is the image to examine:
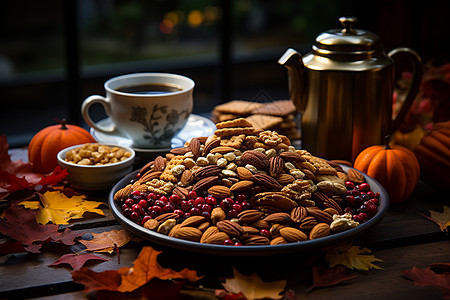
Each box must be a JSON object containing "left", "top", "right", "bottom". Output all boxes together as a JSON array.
[
  {"left": 403, "top": 263, "right": 450, "bottom": 299},
  {"left": 0, "top": 203, "right": 82, "bottom": 253},
  {"left": 49, "top": 253, "right": 109, "bottom": 271},
  {"left": 0, "top": 135, "right": 67, "bottom": 193}
]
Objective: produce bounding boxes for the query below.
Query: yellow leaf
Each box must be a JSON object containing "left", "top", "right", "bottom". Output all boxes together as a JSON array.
[
  {"left": 79, "top": 229, "right": 134, "bottom": 254},
  {"left": 222, "top": 267, "right": 286, "bottom": 300},
  {"left": 19, "top": 191, "right": 105, "bottom": 225},
  {"left": 325, "top": 244, "right": 383, "bottom": 271}
]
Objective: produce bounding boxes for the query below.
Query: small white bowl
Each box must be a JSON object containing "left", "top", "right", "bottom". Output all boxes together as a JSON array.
[{"left": 57, "top": 143, "right": 135, "bottom": 191}]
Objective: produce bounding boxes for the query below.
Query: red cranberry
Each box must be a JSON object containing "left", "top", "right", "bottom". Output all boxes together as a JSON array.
[
  {"left": 130, "top": 212, "right": 140, "bottom": 222},
  {"left": 359, "top": 183, "right": 370, "bottom": 192},
  {"left": 205, "top": 196, "right": 217, "bottom": 206},
  {"left": 344, "top": 207, "right": 353, "bottom": 214},
  {"left": 232, "top": 203, "right": 242, "bottom": 213},
  {"left": 125, "top": 198, "right": 134, "bottom": 207},
  {"left": 173, "top": 209, "right": 185, "bottom": 218},
  {"left": 201, "top": 203, "right": 212, "bottom": 213},
  {"left": 147, "top": 193, "right": 158, "bottom": 200},
  {"left": 201, "top": 211, "right": 211, "bottom": 221},
  {"left": 194, "top": 197, "right": 205, "bottom": 206},
  {"left": 353, "top": 214, "right": 362, "bottom": 223},
  {"left": 260, "top": 229, "right": 270, "bottom": 238},
  {"left": 220, "top": 198, "right": 234, "bottom": 211},
  {"left": 169, "top": 194, "right": 181, "bottom": 205},
  {"left": 155, "top": 200, "right": 165, "bottom": 207},
  {"left": 366, "top": 204, "right": 377, "bottom": 216},
  {"left": 227, "top": 209, "right": 238, "bottom": 218},
  {"left": 234, "top": 242, "right": 243, "bottom": 246},
  {"left": 121, "top": 203, "right": 129, "bottom": 211},
  {"left": 367, "top": 191, "right": 376, "bottom": 198},
  {"left": 138, "top": 199, "right": 147, "bottom": 209},
  {"left": 151, "top": 205, "right": 162, "bottom": 215},
  {"left": 162, "top": 203, "right": 175, "bottom": 213},
  {"left": 345, "top": 181, "right": 355, "bottom": 189},
  {"left": 159, "top": 195, "right": 168, "bottom": 203},
  {"left": 241, "top": 201, "right": 252, "bottom": 210},
  {"left": 190, "top": 207, "right": 201, "bottom": 216},
  {"left": 141, "top": 215, "right": 152, "bottom": 225},
  {"left": 132, "top": 190, "right": 141, "bottom": 196},
  {"left": 235, "top": 194, "right": 247, "bottom": 202},
  {"left": 358, "top": 212, "right": 368, "bottom": 221},
  {"left": 346, "top": 195, "right": 356, "bottom": 206},
  {"left": 368, "top": 198, "right": 379, "bottom": 205},
  {"left": 223, "top": 239, "right": 234, "bottom": 245},
  {"left": 123, "top": 208, "right": 132, "bottom": 217},
  {"left": 187, "top": 199, "right": 195, "bottom": 207},
  {"left": 184, "top": 212, "right": 191, "bottom": 218},
  {"left": 187, "top": 190, "right": 198, "bottom": 199},
  {"left": 149, "top": 210, "right": 159, "bottom": 218},
  {"left": 180, "top": 200, "right": 190, "bottom": 212}
]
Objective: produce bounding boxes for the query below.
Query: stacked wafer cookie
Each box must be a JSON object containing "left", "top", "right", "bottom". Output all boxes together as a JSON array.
[{"left": 211, "top": 100, "right": 301, "bottom": 140}]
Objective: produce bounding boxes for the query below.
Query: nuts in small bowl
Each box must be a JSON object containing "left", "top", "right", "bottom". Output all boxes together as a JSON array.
[{"left": 57, "top": 143, "right": 135, "bottom": 190}]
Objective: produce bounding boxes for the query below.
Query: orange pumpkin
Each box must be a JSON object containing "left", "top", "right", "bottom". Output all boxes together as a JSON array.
[
  {"left": 414, "top": 120, "right": 450, "bottom": 190},
  {"left": 354, "top": 142, "right": 420, "bottom": 204},
  {"left": 28, "top": 119, "right": 96, "bottom": 173}
]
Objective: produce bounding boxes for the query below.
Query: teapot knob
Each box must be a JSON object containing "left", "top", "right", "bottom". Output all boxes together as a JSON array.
[{"left": 339, "top": 16, "right": 358, "bottom": 34}]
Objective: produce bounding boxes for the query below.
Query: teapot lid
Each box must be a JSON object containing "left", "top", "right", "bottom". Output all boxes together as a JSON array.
[{"left": 315, "top": 17, "right": 381, "bottom": 52}]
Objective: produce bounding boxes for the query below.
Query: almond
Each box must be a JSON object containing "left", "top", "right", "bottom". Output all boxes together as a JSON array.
[
  {"left": 242, "top": 225, "right": 260, "bottom": 236},
  {"left": 172, "top": 186, "right": 189, "bottom": 199},
  {"left": 173, "top": 227, "right": 203, "bottom": 242},
  {"left": 237, "top": 209, "right": 265, "bottom": 224},
  {"left": 269, "top": 156, "right": 284, "bottom": 177},
  {"left": 153, "top": 156, "right": 166, "bottom": 171},
  {"left": 236, "top": 167, "right": 253, "bottom": 181},
  {"left": 168, "top": 224, "right": 182, "bottom": 237},
  {"left": 170, "top": 146, "right": 191, "bottom": 155},
  {"left": 155, "top": 212, "right": 179, "bottom": 223},
  {"left": 276, "top": 173, "right": 295, "bottom": 185},
  {"left": 138, "top": 161, "right": 154, "bottom": 176},
  {"left": 138, "top": 170, "right": 163, "bottom": 183},
  {"left": 210, "top": 146, "right": 237, "bottom": 154},
  {"left": 198, "top": 221, "right": 211, "bottom": 232},
  {"left": 193, "top": 176, "right": 219, "bottom": 192},
  {"left": 269, "top": 223, "right": 288, "bottom": 238},
  {"left": 241, "top": 150, "right": 269, "bottom": 169},
  {"left": 279, "top": 227, "right": 307, "bottom": 242},
  {"left": 143, "top": 219, "right": 159, "bottom": 231},
  {"left": 180, "top": 169, "right": 194, "bottom": 186},
  {"left": 347, "top": 168, "right": 365, "bottom": 184},
  {"left": 298, "top": 216, "right": 318, "bottom": 231},
  {"left": 263, "top": 212, "right": 291, "bottom": 223},
  {"left": 230, "top": 180, "right": 254, "bottom": 193},
  {"left": 201, "top": 232, "right": 230, "bottom": 244},
  {"left": 189, "top": 137, "right": 202, "bottom": 157},
  {"left": 180, "top": 215, "right": 205, "bottom": 227},
  {"left": 203, "top": 138, "right": 221, "bottom": 155},
  {"left": 270, "top": 236, "right": 288, "bottom": 245},
  {"left": 279, "top": 151, "right": 306, "bottom": 162},
  {"left": 207, "top": 185, "right": 231, "bottom": 198},
  {"left": 309, "top": 223, "right": 331, "bottom": 240},
  {"left": 324, "top": 207, "right": 339, "bottom": 216},
  {"left": 200, "top": 226, "right": 220, "bottom": 243}
]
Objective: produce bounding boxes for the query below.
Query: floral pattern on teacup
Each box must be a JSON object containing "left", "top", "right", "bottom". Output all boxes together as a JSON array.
[{"left": 130, "top": 105, "right": 189, "bottom": 146}]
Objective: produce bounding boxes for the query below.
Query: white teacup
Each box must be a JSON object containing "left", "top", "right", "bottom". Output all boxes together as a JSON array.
[{"left": 82, "top": 73, "right": 194, "bottom": 148}]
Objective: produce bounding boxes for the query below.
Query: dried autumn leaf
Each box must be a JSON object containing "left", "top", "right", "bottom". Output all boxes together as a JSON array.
[
  {"left": 0, "top": 136, "right": 67, "bottom": 193},
  {"left": 79, "top": 229, "right": 134, "bottom": 254},
  {"left": 307, "top": 264, "right": 358, "bottom": 292},
  {"left": 49, "top": 253, "right": 108, "bottom": 271},
  {"left": 0, "top": 203, "right": 82, "bottom": 253},
  {"left": 19, "top": 191, "right": 105, "bottom": 225},
  {"left": 403, "top": 263, "right": 450, "bottom": 299},
  {"left": 222, "top": 267, "right": 286, "bottom": 300},
  {"left": 325, "top": 244, "right": 383, "bottom": 271},
  {"left": 72, "top": 268, "right": 123, "bottom": 293},
  {"left": 118, "top": 246, "right": 203, "bottom": 292},
  {"left": 420, "top": 205, "right": 450, "bottom": 233}
]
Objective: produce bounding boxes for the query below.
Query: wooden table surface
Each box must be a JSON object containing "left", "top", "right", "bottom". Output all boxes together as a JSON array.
[{"left": 1, "top": 148, "right": 449, "bottom": 300}]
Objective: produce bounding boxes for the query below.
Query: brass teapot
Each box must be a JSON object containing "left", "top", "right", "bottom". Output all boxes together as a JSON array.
[{"left": 279, "top": 17, "right": 422, "bottom": 161}]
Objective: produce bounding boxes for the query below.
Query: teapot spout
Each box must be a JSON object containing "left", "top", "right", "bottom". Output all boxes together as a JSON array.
[{"left": 278, "top": 48, "right": 307, "bottom": 113}]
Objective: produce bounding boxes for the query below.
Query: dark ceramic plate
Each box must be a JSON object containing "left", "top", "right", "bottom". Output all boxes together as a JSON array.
[{"left": 109, "top": 166, "right": 389, "bottom": 256}]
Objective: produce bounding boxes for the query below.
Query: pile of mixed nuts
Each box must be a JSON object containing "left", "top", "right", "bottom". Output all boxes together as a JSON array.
[{"left": 114, "top": 118, "right": 380, "bottom": 246}]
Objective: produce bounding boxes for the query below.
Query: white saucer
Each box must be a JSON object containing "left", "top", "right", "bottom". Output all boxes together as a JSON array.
[{"left": 90, "top": 114, "right": 216, "bottom": 163}]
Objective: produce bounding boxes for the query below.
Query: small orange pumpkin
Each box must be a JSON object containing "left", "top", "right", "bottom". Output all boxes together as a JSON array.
[
  {"left": 354, "top": 140, "right": 420, "bottom": 204},
  {"left": 414, "top": 120, "right": 450, "bottom": 190},
  {"left": 28, "top": 119, "right": 96, "bottom": 173}
]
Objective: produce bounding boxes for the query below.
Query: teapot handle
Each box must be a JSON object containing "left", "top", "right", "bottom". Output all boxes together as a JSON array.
[{"left": 388, "top": 47, "right": 423, "bottom": 135}]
